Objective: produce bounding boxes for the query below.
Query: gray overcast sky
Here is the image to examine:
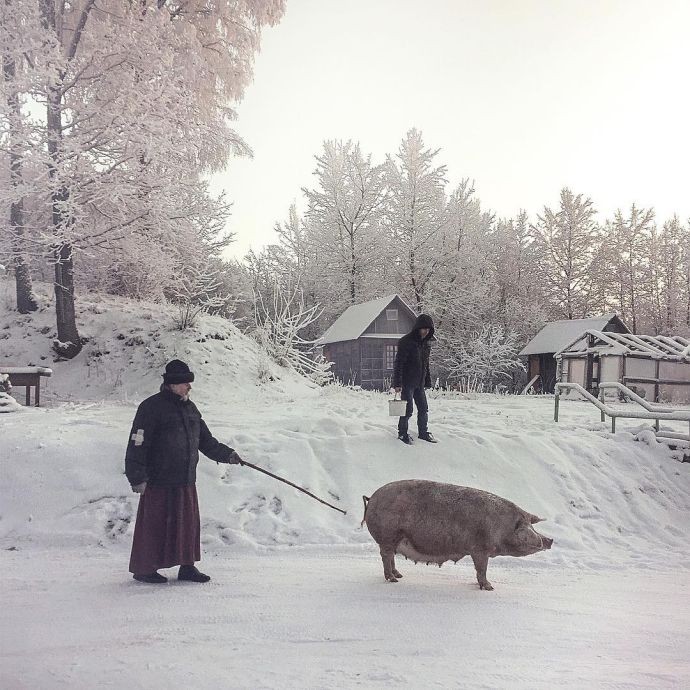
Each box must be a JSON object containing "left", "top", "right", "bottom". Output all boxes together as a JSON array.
[{"left": 212, "top": 0, "right": 690, "bottom": 258}]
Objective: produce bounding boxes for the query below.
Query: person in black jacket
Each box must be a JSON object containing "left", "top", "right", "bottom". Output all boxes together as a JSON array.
[
  {"left": 391, "top": 313, "right": 438, "bottom": 445},
  {"left": 125, "top": 360, "right": 243, "bottom": 584}
]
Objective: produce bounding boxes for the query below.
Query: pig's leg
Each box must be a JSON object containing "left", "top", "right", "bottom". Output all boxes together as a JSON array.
[
  {"left": 379, "top": 545, "right": 399, "bottom": 582},
  {"left": 471, "top": 552, "right": 494, "bottom": 591},
  {"left": 391, "top": 555, "right": 403, "bottom": 580}
]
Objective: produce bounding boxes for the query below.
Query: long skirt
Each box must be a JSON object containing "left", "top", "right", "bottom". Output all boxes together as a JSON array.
[{"left": 129, "top": 485, "right": 201, "bottom": 574}]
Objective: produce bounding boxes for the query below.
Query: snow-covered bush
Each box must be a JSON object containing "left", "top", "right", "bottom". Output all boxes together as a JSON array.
[
  {"left": 437, "top": 324, "right": 525, "bottom": 391},
  {"left": 0, "top": 374, "right": 21, "bottom": 412},
  {"left": 252, "top": 281, "right": 333, "bottom": 386}
]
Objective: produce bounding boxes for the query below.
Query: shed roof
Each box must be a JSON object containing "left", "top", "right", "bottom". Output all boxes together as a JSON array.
[
  {"left": 558, "top": 330, "right": 690, "bottom": 361},
  {"left": 518, "top": 314, "right": 625, "bottom": 356},
  {"left": 317, "top": 295, "right": 416, "bottom": 345}
]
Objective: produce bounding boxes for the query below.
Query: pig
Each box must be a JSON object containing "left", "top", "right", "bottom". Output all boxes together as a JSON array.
[{"left": 361, "top": 480, "right": 553, "bottom": 590}]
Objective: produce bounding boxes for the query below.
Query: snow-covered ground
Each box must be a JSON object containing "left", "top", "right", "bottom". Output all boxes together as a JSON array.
[
  {"left": 2, "top": 288, "right": 690, "bottom": 687},
  {"left": 4, "top": 549, "right": 689, "bottom": 689}
]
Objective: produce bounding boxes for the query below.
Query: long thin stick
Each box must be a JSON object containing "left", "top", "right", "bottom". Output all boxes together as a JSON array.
[{"left": 240, "top": 460, "right": 347, "bottom": 515}]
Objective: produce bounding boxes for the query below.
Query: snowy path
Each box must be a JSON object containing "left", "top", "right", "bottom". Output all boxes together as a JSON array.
[
  {"left": 3, "top": 390, "right": 690, "bottom": 688},
  {"left": 3, "top": 548, "right": 689, "bottom": 689}
]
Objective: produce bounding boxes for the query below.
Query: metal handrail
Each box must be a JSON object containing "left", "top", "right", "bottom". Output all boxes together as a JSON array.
[
  {"left": 554, "top": 382, "right": 690, "bottom": 441},
  {"left": 597, "top": 382, "right": 674, "bottom": 414}
]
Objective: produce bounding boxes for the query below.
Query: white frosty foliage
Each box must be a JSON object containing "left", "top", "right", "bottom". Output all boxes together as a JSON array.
[{"left": 252, "top": 281, "right": 333, "bottom": 385}]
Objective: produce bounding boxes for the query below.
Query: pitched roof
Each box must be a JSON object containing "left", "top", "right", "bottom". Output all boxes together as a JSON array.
[
  {"left": 518, "top": 314, "right": 625, "bottom": 356},
  {"left": 558, "top": 330, "right": 690, "bottom": 361},
  {"left": 317, "top": 295, "right": 416, "bottom": 345}
]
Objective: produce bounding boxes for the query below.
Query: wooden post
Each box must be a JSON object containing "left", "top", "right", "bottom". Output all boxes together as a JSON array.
[
  {"left": 25, "top": 385, "right": 30, "bottom": 406},
  {"left": 599, "top": 388, "right": 605, "bottom": 422},
  {"left": 35, "top": 378, "right": 40, "bottom": 407},
  {"left": 611, "top": 416, "right": 616, "bottom": 433},
  {"left": 554, "top": 388, "right": 559, "bottom": 422},
  {"left": 654, "top": 360, "right": 660, "bottom": 403}
]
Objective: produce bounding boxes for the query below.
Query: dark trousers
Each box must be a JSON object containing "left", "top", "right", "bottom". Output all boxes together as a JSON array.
[{"left": 398, "top": 386, "right": 428, "bottom": 435}]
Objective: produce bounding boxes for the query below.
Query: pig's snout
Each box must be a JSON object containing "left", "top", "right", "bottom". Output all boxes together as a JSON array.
[{"left": 541, "top": 536, "right": 553, "bottom": 550}]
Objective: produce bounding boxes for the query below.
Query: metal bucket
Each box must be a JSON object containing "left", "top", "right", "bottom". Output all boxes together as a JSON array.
[{"left": 388, "top": 394, "right": 407, "bottom": 416}]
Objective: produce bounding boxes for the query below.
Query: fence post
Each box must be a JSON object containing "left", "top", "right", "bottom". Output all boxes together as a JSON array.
[
  {"left": 554, "top": 388, "right": 560, "bottom": 422},
  {"left": 611, "top": 416, "right": 616, "bottom": 433},
  {"left": 599, "top": 388, "right": 605, "bottom": 422}
]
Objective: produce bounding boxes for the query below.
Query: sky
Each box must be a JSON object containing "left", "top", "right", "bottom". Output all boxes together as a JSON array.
[{"left": 212, "top": 0, "right": 690, "bottom": 259}]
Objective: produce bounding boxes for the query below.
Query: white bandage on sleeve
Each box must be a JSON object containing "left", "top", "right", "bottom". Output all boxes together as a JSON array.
[{"left": 131, "top": 429, "right": 145, "bottom": 446}]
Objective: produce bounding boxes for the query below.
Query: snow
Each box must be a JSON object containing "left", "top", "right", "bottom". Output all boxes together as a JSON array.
[
  {"left": 317, "top": 294, "right": 412, "bottom": 345},
  {"left": 0, "top": 366, "right": 53, "bottom": 375},
  {"left": 518, "top": 314, "right": 620, "bottom": 356},
  {"left": 0, "top": 392, "right": 22, "bottom": 412},
  {"left": 2, "top": 290, "right": 690, "bottom": 688},
  {"left": 4, "top": 550, "right": 689, "bottom": 689}
]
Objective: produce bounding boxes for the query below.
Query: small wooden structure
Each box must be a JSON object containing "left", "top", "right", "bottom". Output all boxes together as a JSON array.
[
  {"left": 0, "top": 367, "right": 53, "bottom": 406},
  {"left": 519, "top": 314, "right": 629, "bottom": 393},
  {"left": 317, "top": 295, "right": 418, "bottom": 390},
  {"left": 556, "top": 331, "right": 690, "bottom": 403}
]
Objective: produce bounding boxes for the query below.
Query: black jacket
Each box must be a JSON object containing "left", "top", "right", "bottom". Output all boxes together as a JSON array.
[
  {"left": 392, "top": 314, "right": 435, "bottom": 389},
  {"left": 125, "top": 388, "right": 235, "bottom": 488}
]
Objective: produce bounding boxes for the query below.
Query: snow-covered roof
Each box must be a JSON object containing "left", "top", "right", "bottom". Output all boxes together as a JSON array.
[
  {"left": 519, "top": 314, "right": 625, "bottom": 356},
  {"left": 558, "top": 330, "right": 690, "bottom": 361},
  {"left": 317, "top": 295, "right": 415, "bottom": 345}
]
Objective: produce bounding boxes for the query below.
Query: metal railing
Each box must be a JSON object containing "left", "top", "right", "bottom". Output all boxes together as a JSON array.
[{"left": 554, "top": 381, "right": 690, "bottom": 444}]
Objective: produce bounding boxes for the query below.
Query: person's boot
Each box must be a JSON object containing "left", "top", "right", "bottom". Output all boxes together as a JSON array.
[
  {"left": 418, "top": 432, "right": 438, "bottom": 443},
  {"left": 133, "top": 571, "right": 167, "bottom": 584},
  {"left": 178, "top": 565, "right": 211, "bottom": 583},
  {"left": 398, "top": 433, "right": 413, "bottom": 445}
]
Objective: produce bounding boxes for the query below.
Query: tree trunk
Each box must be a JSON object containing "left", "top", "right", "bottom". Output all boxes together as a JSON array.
[
  {"left": 3, "top": 39, "right": 38, "bottom": 314},
  {"left": 40, "top": 0, "right": 84, "bottom": 358},
  {"left": 46, "top": 84, "right": 82, "bottom": 358},
  {"left": 54, "top": 241, "right": 81, "bottom": 357}
]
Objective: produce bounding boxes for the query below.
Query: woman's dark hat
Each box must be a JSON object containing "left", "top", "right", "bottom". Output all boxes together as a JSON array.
[{"left": 163, "top": 359, "right": 195, "bottom": 384}]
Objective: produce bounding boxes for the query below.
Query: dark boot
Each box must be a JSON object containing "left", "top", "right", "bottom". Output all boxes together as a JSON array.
[
  {"left": 398, "top": 433, "right": 413, "bottom": 445},
  {"left": 418, "top": 432, "right": 438, "bottom": 443},
  {"left": 133, "top": 571, "right": 167, "bottom": 584},
  {"left": 178, "top": 565, "right": 211, "bottom": 583}
]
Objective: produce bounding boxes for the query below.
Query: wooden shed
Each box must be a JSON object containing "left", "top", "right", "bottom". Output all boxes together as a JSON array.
[
  {"left": 317, "top": 295, "right": 418, "bottom": 390},
  {"left": 519, "top": 314, "right": 629, "bottom": 393},
  {"left": 557, "top": 330, "right": 690, "bottom": 403}
]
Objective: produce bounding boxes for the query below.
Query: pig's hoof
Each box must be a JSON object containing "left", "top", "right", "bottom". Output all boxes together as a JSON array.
[
  {"left": 479, "top": 581, "right": 494, "bottom": 591},
  {"left": 392, "top": 569, "right": 403, "bottom": 578}
]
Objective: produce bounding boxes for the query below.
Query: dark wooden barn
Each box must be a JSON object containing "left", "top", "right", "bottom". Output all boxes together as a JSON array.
[
  {"left": 519, "top": 314, "right": 629, "bottom": 393},
  {"left": 317, "top": 295, "right": 418, "bottom": 390}
]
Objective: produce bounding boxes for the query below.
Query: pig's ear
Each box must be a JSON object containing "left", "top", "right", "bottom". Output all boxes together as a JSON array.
[{"left": 529, "top": 514, "right": 545, "bottom": 524}]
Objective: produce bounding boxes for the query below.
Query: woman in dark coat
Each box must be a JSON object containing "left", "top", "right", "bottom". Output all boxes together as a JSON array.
[
  {"left": 392, "top": 314, "right": 438, "bottom": 445},
  {"left": 125, "top": 360, "right": 243, "bottom": 584}
]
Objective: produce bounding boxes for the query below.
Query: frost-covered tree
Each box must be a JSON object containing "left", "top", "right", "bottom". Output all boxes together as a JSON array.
[
  {"left": 488, "top": 211, "right": 547, "bottom": 340},
  {"left": 679, "top": 218, "right": 690, "bottom": 336},
  {"left": 530, "top": 188, "right": 601, "bottom": 319},
  {"left": 303, "top": 140, "right": 388, "bottom": 311},
  {"left": 0, "top": 0, "right": 40, "bottom": 313},
  {"left": 383, "top": 129, "right": 448, "bottom": 311},
  {"left": 4, "top": 0, "right": 285, "bottom": 356},
  {"left": 600, "top": 205, "right": 655, "bottom": 332},
  {"left": 642, "top": 216, "right": 688, "bottom": 335},
  {"left": 430, "top": 179, "right": 494, "bottom": 328}
]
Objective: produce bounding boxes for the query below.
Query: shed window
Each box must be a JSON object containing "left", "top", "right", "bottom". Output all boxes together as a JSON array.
[
  {"left": 385, "top": 344, "right": 397, "bottom": 370},
  {"left": 386, "top": 309, "right": 398, "bottom": 321}
]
